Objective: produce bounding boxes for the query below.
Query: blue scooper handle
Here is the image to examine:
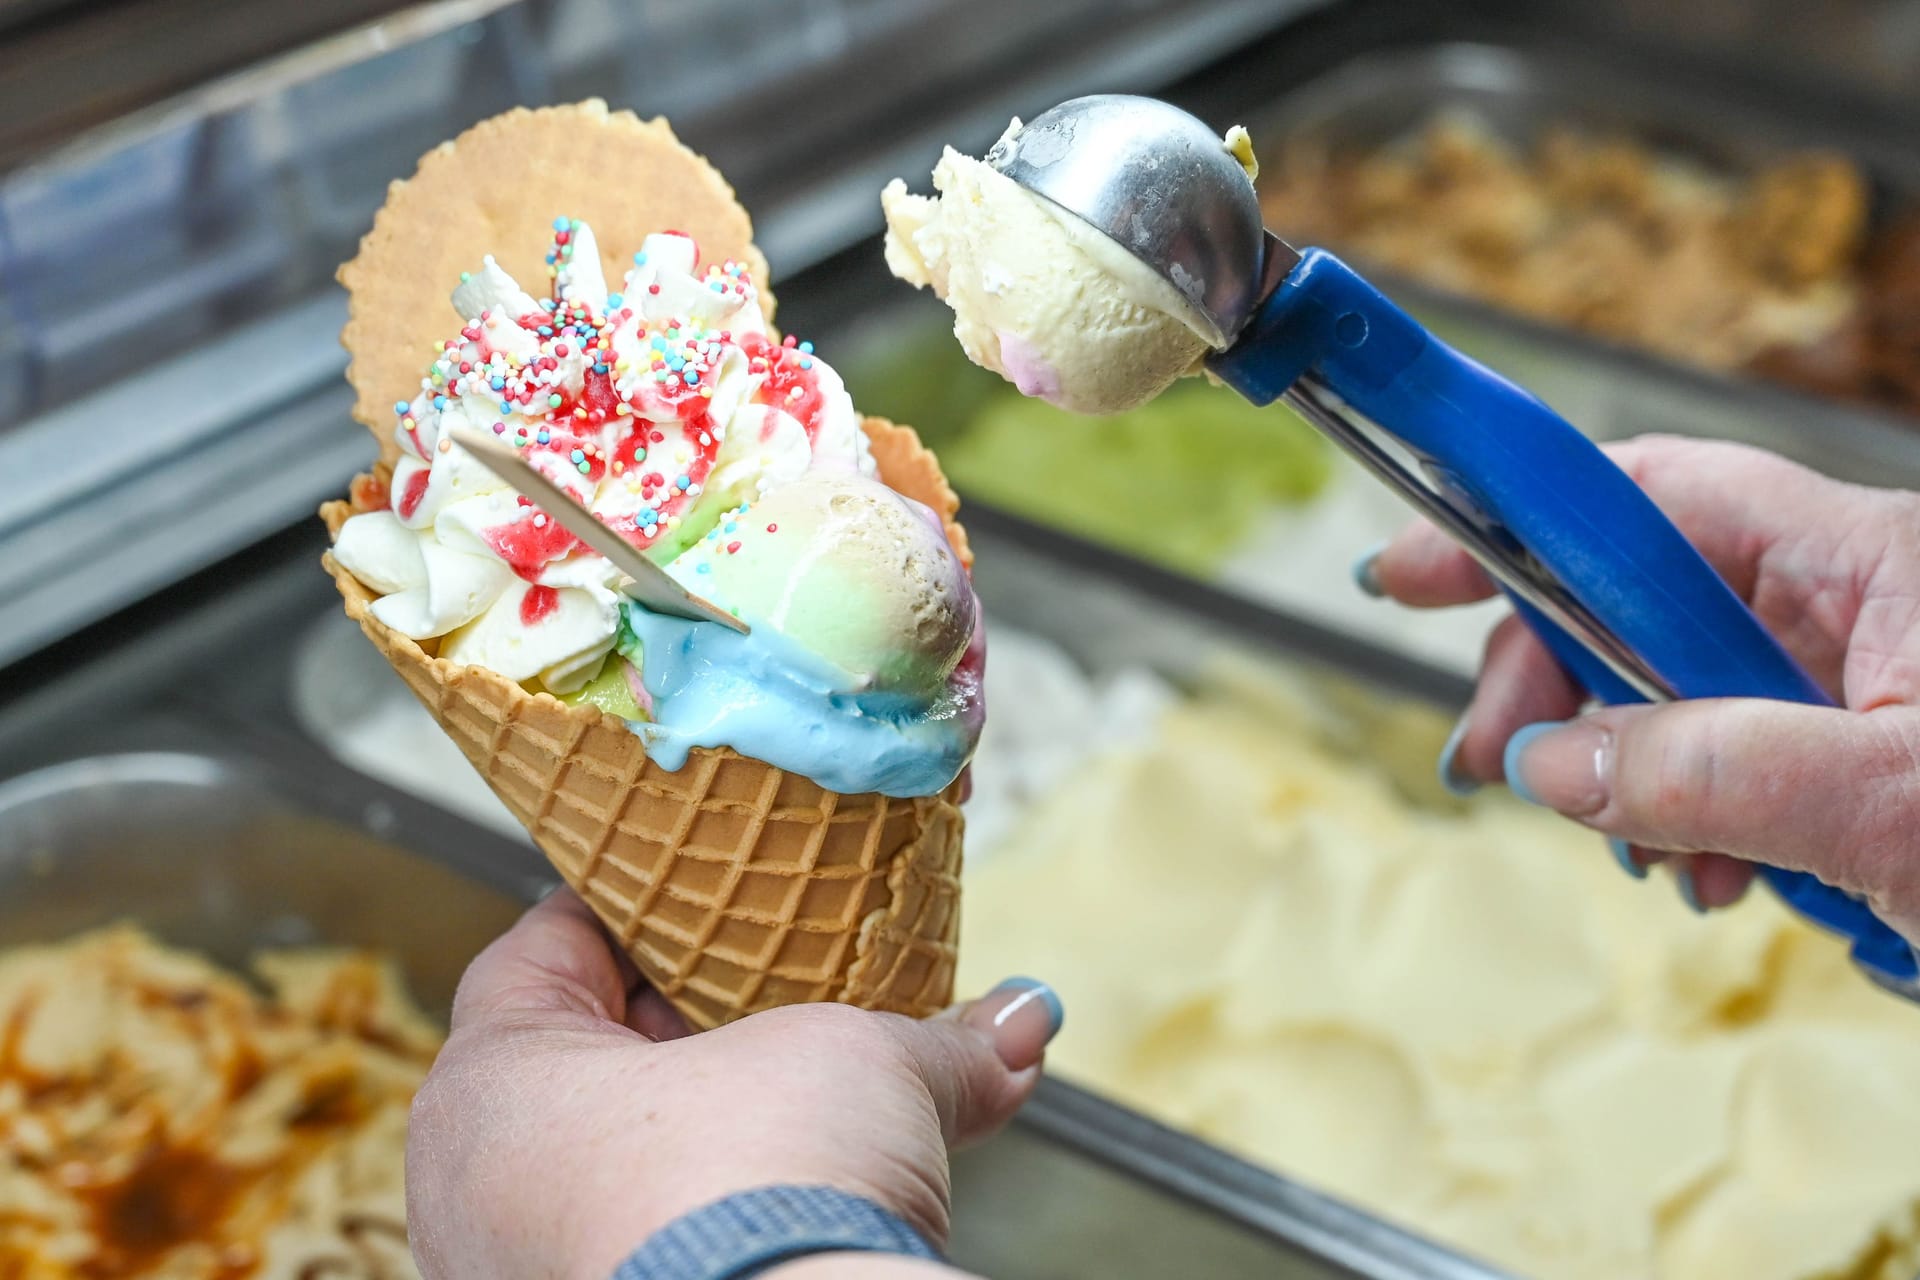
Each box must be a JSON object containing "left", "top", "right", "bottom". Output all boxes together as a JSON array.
[{"left": 1209, "top": 247, "right": 1917, "bottom": 990}]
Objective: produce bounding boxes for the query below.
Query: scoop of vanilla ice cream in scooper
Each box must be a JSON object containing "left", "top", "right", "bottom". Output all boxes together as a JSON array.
[{"left": 883, "top": 114, "right": 1258, "bottom": 416}]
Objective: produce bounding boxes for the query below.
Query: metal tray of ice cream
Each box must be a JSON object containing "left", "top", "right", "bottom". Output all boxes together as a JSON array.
[
  {"left": 1233, "top": 37, "right": 1920, "bottom": 489},
  {"left": 0, "top": 728, "right": 540, "bottom": 1010},
  {"left": 0, "top": 744, "right": 1500, "bottom": 1280}
]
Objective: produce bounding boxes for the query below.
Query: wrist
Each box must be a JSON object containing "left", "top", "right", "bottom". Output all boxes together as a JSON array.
[
  {"left": 764, "top": 1258, "right": 975, "bottom": 1274},
  {"left": 763, "top": 1256, "right": 973, "bottom": 1279},
  {"left": 610, "top": 1185, "right": 941, "bottom": 1280}
]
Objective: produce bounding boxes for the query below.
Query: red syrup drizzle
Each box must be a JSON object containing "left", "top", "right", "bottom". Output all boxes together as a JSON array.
[
  {"left": 396, "top": 468, "right": 431, "bottom": 520},
  {"left": 739, "top": 334, "right": 827, "bottom": 441},
  {"left": 519, "top": 584, "right": 560, "bottom": 626},
  {"left": 612, "top": 361, "right": 726, "bottom": 540},
  {"left": 482, "top": 499, "right": 584, "bottom": 582},
  {"left": 582, "top": 365, "right": 620, "bottom": 419}
]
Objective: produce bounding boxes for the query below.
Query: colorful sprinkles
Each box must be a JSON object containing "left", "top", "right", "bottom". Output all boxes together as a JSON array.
[{"left": 393, "top": 218, "right": 837, "bottom": 566}]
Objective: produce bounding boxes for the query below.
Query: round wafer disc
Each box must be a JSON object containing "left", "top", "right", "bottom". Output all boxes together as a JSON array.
[{"left": 338, "top": 99, "right": 773, "bottom": 458}]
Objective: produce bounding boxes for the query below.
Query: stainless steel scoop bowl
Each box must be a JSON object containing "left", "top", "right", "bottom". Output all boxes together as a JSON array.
[{"left": 986, "top": 93, "right": 1280, "bottom": 348}]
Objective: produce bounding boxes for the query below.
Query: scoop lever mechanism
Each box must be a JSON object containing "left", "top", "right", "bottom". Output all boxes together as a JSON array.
[{"left": 446, "top": 427, "right": 748, "bottom": 634}]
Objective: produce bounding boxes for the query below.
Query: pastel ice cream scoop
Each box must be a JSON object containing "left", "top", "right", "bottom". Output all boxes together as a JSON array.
[
  {"left": 882, "top": 113, "right": 1252, "bottom": 416},
  {"left": 673, "top": 472, "right": 973, "bottom": 697}
]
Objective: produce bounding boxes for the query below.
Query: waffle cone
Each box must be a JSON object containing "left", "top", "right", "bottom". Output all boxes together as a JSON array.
[{"left": 325, "top": 104, "right": 971, "bottom": 1028}]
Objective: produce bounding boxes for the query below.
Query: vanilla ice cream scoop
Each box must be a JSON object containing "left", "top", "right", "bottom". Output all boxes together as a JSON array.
[
  {"left": 673, "top": 472, "right": 973, "bottom": 696},
  {"left": 883, "top": 113, "right": 1256, "bottom": 415}
]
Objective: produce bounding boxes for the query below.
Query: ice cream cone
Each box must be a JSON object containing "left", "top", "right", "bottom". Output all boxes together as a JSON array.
[{"left": 322, "top": 103, "right": 970, "bottom": 1029}]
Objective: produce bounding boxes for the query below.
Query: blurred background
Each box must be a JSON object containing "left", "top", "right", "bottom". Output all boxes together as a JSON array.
[{"left": 7, "top": 2, "right": 1920, "bottom": 1278}]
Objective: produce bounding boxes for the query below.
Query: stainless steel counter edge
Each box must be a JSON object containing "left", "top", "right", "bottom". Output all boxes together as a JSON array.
[
  {"left": 0, "top": 0, "right": 1324, "bottom": 671},
  {"left": 0, "top": 296, "right": 359, "bottom": 669}
]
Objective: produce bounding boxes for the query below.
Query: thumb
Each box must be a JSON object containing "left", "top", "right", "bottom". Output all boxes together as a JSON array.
[
  {"left": 1504, "top": 701, "right": 1920, "bottom": 937},
  {"left": 450, "top": 888, "right": 634, "bottom": 1033},
  {"left": 890, "top": 978, "right": 1063, "bottom": 1148}
]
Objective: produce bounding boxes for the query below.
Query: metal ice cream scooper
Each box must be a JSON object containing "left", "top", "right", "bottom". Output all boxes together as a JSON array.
[{"left": 991, "top": 93, "right": 1920, "bottom": 1000}]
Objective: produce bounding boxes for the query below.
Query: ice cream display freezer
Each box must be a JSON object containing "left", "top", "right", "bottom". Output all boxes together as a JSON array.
[{"left": 10, "top": 0, "right": 1920, "bottom": 1276}]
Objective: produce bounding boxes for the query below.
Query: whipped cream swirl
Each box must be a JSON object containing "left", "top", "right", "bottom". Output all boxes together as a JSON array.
[{"left": 334, "top": 219, "right": 873, "bottom": 693}]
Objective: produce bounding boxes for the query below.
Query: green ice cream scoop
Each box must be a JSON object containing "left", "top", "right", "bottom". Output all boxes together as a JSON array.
[{"left": 671, "top": 471, "right": 974, "bottom": 696}]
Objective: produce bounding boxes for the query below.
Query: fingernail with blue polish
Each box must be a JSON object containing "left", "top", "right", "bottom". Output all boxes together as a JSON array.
[
  {"left": 967, "top": 977, "right": 1064, "bottom": 1070},
  {"left": 1351, "top": 543, "right": 1387, "bottom": 598},
  {"left": 1676, "top": 866, "right": 1707, "bottom": 915},
  {"left": 993, "top": 977, "right": 1064, "bottom": 1036},
  {"left": 1502, "top": 721, "right": 1563, "bottom": 807},
  {"left": 1608, "top": 837, "right": 1647, "bottom": 881},
  {"left": 1437, "top": 715, "right": 1479, "bottom": 797}
]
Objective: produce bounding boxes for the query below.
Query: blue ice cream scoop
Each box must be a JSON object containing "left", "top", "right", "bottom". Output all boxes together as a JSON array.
[{"left": 991, "top": 94, "right": 1918, "bottom": 998}]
